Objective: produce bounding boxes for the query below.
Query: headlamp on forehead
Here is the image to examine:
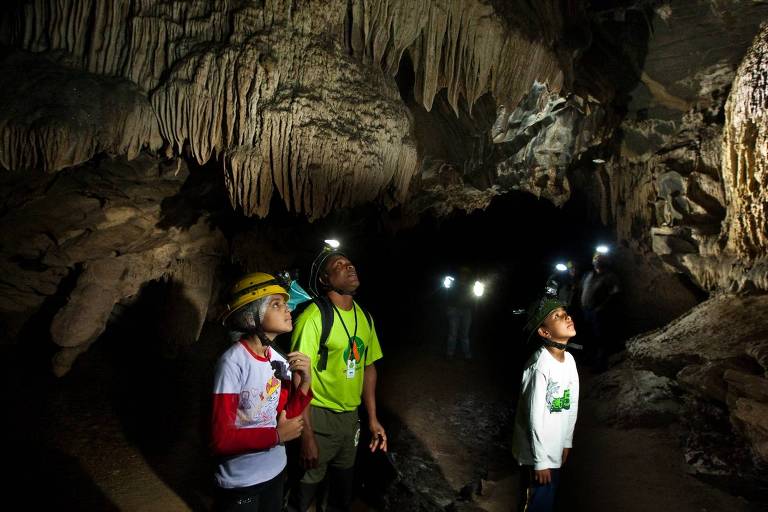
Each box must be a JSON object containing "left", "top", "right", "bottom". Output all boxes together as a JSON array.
[
  {"left": 472, "top": 280, "right": 485, "bottom": 298},
  {"left": 442, "top": 275, "right": 455, "bottom": 289},
  {"left": 555, "top": 263, "right": 568, "bottom": 272},
  {"left": 595, "top": 245, "right": 610, "bottom": 254},
  {"left": 310, "top": 238, "right": 348, "bottom": 297}
]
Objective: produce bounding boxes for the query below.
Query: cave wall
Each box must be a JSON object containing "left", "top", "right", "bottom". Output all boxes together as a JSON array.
[
  {"left": 0, "top": 154, "right": 225, "bottom": 375},
  {"left": 588, "top": 1, "right": 768, "bottom": 294},
  {"left": 579, "top": 3, "right": 768, "bottom": 476}
]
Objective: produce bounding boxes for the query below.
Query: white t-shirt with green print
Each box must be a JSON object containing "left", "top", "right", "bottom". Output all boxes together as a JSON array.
[{"left": 512, "top": 346, "right": 579, "bottom": 470}]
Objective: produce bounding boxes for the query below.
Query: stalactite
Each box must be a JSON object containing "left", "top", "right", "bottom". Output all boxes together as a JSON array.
[
  {"left": 2, "top": 0, "right": 419, "bottom": 218},
  {"left": 348, "top": 0, "right": 564, "bottom": 115}
]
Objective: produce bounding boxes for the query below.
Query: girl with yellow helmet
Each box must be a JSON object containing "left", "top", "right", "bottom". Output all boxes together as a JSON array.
[{"left": 211, "top": 272, "right": 313, "bottom": 511}]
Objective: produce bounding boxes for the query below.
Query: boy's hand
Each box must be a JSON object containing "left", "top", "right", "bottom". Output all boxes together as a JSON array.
[
  {"left": 534, "top": 468, "right": 552, "bottom": 485},
  {"left": 562, "top": 447, "right": 571, "bottom": 465}
]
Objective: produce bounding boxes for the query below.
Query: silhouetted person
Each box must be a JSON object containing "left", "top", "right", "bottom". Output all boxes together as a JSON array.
[
  {"left": 544, "top": 261, "right": 577, "bottom": 307},
  {"left": 579, "top": 251, "right": 620, "bottom": 372},
  {"left": 443, "top": 266, "right": 475, "bottom": 360}
]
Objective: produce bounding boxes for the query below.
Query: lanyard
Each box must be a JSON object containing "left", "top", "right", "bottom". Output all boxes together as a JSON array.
[{"left": 332, "top": 302, "right": 358, "bottom": 358}]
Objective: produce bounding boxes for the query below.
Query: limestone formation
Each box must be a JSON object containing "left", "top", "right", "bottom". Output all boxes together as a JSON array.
[
  {"left": 586, "top": 5, "right": 768, "bottom": 293},
  {"left": 348, "top": 0, "right": 564, "bottom": 114},
  {"left": 0, "top": 155, "right": 225, "bottom": 375},
  {"left": 0, "top": 0, "right": 573, "bottom": 220},
  {"left": 0, "top": 49, "right": 162, "bottom": 173}
]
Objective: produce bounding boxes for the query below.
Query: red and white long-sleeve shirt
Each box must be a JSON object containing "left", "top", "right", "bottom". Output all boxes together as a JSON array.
[{"left": 211, "top": 340, "right": 312, "bottom": 488}]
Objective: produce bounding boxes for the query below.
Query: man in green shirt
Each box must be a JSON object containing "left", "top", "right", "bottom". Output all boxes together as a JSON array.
[{"left": 287, "top": 248, "right": 386, "bottom": 512}]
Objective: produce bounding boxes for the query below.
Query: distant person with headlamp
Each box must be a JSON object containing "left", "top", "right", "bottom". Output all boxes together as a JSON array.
[
  {"left": 580, "top": 245, "right": 621, "bottom": 372},
  {"left": 544, "top": 261, "right": 577, "bottom": 306},
  {"left": 442, "top": 266, "right": 476, "bottom": 360},
  {"left": 287, "top": 241, "right": 386, "bottom": 512}
]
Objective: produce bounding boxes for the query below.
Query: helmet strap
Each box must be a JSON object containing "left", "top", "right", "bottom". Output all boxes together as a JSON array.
[{"left": 542, "top": 339, "right": 583, "bottom": 351}]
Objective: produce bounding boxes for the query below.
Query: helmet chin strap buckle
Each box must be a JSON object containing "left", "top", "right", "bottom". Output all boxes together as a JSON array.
[{"left": 542, "top": 339, "right": 583, "bottom": 351}]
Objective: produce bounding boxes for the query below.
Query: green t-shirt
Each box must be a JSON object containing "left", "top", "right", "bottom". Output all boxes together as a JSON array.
[{"left": 291, "top": 300, "right": 383, "bottom": 412}]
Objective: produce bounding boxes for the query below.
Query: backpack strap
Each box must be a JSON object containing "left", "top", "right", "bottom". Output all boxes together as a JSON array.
[
  {"left": 315, "top": 297, "right": 334, "bottom": 372},
  {"left": 315, "top": 297, "right": 374, "bottom": 372}
]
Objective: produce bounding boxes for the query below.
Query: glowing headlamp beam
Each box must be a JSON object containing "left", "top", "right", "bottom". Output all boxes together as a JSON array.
[
  {"left": 324, "top": 239, "right": 341, "bottom": 249},
  {"left": 472, "top": 280, "right": 485, "bottom": 297},
  {"left": 555, "top": 263, "right": 568, "bottom": 272},
  {"left": 442, "top": 275, "right": 455, "bottom": 289},
  {"left": 595, "top": 245, "right": 609, "bottom": 254}
]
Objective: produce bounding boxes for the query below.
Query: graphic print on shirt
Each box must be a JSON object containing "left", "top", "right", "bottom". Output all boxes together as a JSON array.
[
  {"left": 343, "top": 335, "right": 366, "bottom": 369},
  {"left": 545, "top": 379, "right": 571, "bottom": 413},
  {"left": 236, "top": 375, "right": 281, "bottom": 426}
]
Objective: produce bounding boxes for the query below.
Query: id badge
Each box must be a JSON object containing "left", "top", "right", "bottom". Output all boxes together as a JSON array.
[{"left": 345, "top": 359, "right": 356, "bottom": 379}]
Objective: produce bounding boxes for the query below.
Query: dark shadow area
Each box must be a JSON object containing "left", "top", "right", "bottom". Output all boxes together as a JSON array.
[
  {"left": 157, "top": 155, "right": 230, "bottom": 231},
  {"left": 0, "top": 267, "right": 119, "bottom": 509},
  {"left": 94, "top": 279, "right": 221, "bottom": 511}
]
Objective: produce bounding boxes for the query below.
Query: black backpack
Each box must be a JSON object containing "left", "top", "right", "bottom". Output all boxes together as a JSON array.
[{"left": 295, "top": 296, "right": 372, "bottom": 372}]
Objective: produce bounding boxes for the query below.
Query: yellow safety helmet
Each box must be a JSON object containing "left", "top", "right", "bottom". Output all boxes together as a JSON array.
[{"left": 222, "top": 272, "right": 289, "bottom": 323}]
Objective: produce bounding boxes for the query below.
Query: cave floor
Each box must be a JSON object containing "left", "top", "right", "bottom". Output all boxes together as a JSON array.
[{"left": 1, "top": 324, "right": 762, "bottom": 511}]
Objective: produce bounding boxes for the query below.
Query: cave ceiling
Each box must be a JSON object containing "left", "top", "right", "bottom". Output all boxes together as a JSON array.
[{"left": 3, "top": 1, "right": 768, "bottom": 370}]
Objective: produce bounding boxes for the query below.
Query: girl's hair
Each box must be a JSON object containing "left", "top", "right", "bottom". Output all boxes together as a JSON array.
[{"left": 226, "top": 294, "right": 281, "bottom": 344}]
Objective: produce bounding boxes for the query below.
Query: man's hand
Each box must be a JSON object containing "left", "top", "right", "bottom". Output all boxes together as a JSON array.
[
  {"left": 300, "top": 430, "right": 319, "bottom": 469},
  {"left": 534, "top": 468, "right": 552, "bottom": 485},
  {"left": 368, "top": 418, "right": 387, "bottom": 452},
  {"left": 562, "top": 447, "right": 571, "bottom": 465},
  {"left": 277, "top": 410, "right": 303, "bottom": 443}
]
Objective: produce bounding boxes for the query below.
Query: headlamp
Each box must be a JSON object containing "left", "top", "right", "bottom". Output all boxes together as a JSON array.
[
  {"left": 595, "top": 245, "right": 609, "bottom": 254},
  {"left": 310, "top": 239, "right": 347, "bottom": 297},
  {"left": 472, "top": 280, "right": 485, "bottom": 298},
  {"left": 555, "top": 263, "right": 568, "bottom": 272},
  {"left": 442, "top": 275, "right": 455, "bottom": 289}
]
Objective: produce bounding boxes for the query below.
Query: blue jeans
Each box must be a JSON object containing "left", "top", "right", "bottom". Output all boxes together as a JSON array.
[{"left": 518, "top": 466, "right": 560, "bottom": 512}]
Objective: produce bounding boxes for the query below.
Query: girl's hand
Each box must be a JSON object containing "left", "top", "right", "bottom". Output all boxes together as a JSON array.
[{"left": 288, "top": 351, "right": 311, "bottom": 385}]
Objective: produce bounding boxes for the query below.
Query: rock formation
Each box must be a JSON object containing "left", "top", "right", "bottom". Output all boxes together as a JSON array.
[{"left": 0, "top": 154, "right": 225, "bottom": 375}]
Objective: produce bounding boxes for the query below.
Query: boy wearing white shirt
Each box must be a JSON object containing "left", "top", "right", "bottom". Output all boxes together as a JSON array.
[{"left": 512, "top": 297, "right": 580, "bottom": 512}]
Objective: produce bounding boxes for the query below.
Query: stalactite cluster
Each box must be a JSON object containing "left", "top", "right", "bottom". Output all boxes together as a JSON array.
[
  {"left": 1, "top": 0, "right": 420, "bottom": 218},
  {"left": 348, "top": 0, "right": 564, "bottom": 114}
]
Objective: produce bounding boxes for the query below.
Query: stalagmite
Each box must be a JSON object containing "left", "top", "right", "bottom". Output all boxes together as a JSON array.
[{"left": 723, "top": 21, "right": 768, "bottom": 261}]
